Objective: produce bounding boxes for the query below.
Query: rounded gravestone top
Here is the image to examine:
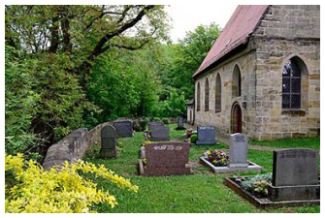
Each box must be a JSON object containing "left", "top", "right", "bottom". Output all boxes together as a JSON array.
[{"left": 101, "top": 125, "right": 116, "bottom": 138}]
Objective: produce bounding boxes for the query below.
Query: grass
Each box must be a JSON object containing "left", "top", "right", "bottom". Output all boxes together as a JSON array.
[
  {"left": 250, "top": 137, "right": 320, "bottom": 150},
  {"left": 84, "top": 125, "right": 320, "bottom": 213},
  {"left": 167, "top": 123, "right": 187, "bottom": 139}
]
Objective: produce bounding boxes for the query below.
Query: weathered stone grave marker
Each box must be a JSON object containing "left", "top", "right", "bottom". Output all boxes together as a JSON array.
[
  {"left": 196, "top": 125, "right": 217, "bottom": 145},
  {"left": 113, "top": 119, "right": 133, "bottom": 137},
  {"left": 150, "top": 126, "right": 170, "bottom": 141},
  {"left": 176, "top": 116, "right": 186, "bottom": 130},
  {"left": 229, "top": 133, "right": 248, "bottom": 168},
  {"left": 200, "top": 133, "right": 262, "bottom": 173},
  {"left": 148, "top": 121, "right": 164, "bottom": 131},
  {"left": 139, "top": 142, "right": 192, "bottom": 176},
  {"left": 272, "top": 149, "right": 319, "bottom": 186},
  {"left": 268, "top": 148, "right": 320, "bottom": 201},
  {"left": 100, "top": 125, "right": 117, "bottom": 158}
]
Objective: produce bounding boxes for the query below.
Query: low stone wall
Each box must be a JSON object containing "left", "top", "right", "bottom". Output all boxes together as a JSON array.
[{"left": 43, "top": 122, "right": 111, "bottom": 170}]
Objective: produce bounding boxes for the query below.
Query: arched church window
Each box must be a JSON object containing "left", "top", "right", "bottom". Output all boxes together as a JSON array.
[
  {"left": 282, "top": 59, "right": 302, "bottom": 109},
  {"left": 215, "top": 74, "right": 222, "bottom": 113},
  {"left": 232, "top": 65, "right": 241, "bottom": 97}
]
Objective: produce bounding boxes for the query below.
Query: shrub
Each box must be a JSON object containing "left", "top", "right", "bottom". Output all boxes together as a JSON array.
[
  {"left": 162, "top": 117, "right": 169, "bottom": 125},
  {"left": 133, "top": 121, "right": 141, "bottom": 132},
  {"left": 139, "top": 118, "right": 149, "bottom": 130},
  {"left": 190, "top": 134, "right": 198, "bottom": 143},
  {"left": 5, "top": 153, "right": 138, "bottom": 213},
  {"left": 153, "top": 117, "right": 161, "bottom": 121}
]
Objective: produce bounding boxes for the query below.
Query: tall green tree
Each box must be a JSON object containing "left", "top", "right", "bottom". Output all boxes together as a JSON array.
[
  {"left": 5, "top": 5, "right": 170, "bottom": 156},
  {"left": 164, "top": 23, "right": 221, "bottom": 99},
  {"left": 86, "top": 44, "right": 164, "bottom": 124},
  {"left": 5, "top": 46, "right": 39, "bottom": 158}
]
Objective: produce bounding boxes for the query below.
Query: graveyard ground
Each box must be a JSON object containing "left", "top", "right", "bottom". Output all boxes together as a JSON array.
[{"left": 83, "top": 123, "right": 320, "bottom": 213}]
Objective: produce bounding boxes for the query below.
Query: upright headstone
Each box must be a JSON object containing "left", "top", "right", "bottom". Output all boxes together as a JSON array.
[
  {"left": 268, "top": 148, "right": 320, "bottom": 202},
  {"left": 229, "top": 133, "right": 248, "bottom": 168},
  {"left": 100, "top": 125, "right": 117, "bottom": 158},
  {"left": 176, "top": 116, "right": 185, "bottom": 130},
  {"left": 150, "top": 126, "right": 170, "bottom": 141},
  {"left": 272, "top": 149, "right": 319, "bottom": 186},
  {"left": 196, "top": 125, "right": 217, "bottom": 145},
  {"left": 113, "top": 120, "right": 133, "bottom": 137},
  {"left": 141, "top": 142, "right": 191, "bottom": 176},
  {"left": 148, "top": 121, "right": 164, "bottom": 131}
]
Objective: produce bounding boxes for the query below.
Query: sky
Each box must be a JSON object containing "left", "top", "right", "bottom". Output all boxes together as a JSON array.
[{"left": 165, "top": 4, "right": 238, "bottom": 43}]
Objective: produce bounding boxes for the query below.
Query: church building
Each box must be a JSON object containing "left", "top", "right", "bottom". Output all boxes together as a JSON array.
[{"left": 192, "top": 5, "right": 320, "bottom": 140}]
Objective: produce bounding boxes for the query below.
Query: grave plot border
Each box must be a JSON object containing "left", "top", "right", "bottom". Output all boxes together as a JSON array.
[{"left": 224, "top": 178, "right": 320, "bottom": 209}]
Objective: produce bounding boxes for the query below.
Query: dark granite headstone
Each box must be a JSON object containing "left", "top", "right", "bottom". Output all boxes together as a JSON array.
[
  {"left": 142, "top": 142, "right": 191, "bottom": 176},
  {"left": 148, "top": 121, "right": 164, "bottom": 131},
  {"left": 196, "top": 125, "right": 217, "bottom": 145},
  {"left": 113, "top": 120, "right": 133, "bottom": 137},
  {"left": 229, "top": 133, "right": 248, "bottom": 168},
  {"left": 176, "top": 116, "right": 185, "bottom": 130},
  {"left": 150, "top": 126, "right": 170, "bottom": 141},
  {"left": 272, "top": 149, "right": 319, "bottom": 186},
  {"left": 100, "top": 125, "right": 116, "bottom": 158}
]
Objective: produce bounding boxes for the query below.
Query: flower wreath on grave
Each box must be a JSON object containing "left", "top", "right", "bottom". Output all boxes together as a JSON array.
[{"left": 204, "top": 150, "right": 229, "bottom": 166}]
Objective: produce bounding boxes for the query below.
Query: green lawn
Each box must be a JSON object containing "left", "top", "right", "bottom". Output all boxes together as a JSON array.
[
  {"left": 84, "top": 126, "right": 320, "bottom": 213},
  {"left": 250, "top": 137, "right": 320, "bottom": 150}
]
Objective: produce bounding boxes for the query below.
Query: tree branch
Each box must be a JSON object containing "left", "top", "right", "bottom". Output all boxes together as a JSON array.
[{"left": 88, "top": 5, "right": 155, "bottom": 62}]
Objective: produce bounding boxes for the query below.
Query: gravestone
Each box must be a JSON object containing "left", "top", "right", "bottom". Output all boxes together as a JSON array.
[
  {"left": 100, "top": 125, "right": 117, "bottom": 158},
  {"left": 140, "top": 142, "right": 192, "bottom": 176},
  {"left": 176, "top": 116, "right": 185, "bottom": 130},
  {"left": 150, "top": 126, "right": 170, "bottom": 141},
  {"left": 113, "top": 120, "right": 133, "bottom": 137},
  {"left": 196, "top": 125, "right": 217, "bottom": 145},
  {"left": 148, "top": 121, "right": 164, "bottom": 131},
  {"left": 229, "top": 133, "right": 248, "bottom": 168},
  {"left": 272, "top": 149, "right": 319, "bottom": 186},
  {"left": 268, "top": 149, "right": 320, "bottom": 202},
  {"left": 199, "top": 134, "right": 262, "bottom": 173}
]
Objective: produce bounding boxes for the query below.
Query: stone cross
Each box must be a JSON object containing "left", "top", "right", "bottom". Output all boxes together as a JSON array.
[
  {"left": 196, "top": 125, "right": 217, "bottom": 145},
  {"left": 272, "top": 148, "right": 319, "bottom": 186},
  {"left": 100, "top": 125, "right": 117, "bottom": 158},
  {"left": 113, "top": 120, "right": 133, "bottom": 137},
  {"left": 229, "top": 133, "right": 248, "bottom": 168}
]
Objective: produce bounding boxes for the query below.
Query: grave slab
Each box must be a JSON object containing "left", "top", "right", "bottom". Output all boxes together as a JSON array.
[
  {"left": 175, "top": 116, "right": 186, "bottom": 130},
  {"left": 113, "top": 120, "right": 133, "bottom": 138},
  {"left": 139, "top": 142, "right": 192, "bottom": 176},
  {"left": 268, "top": 148, "right": 320, "bottom": 202},
  {"left": 150, "top": 126, "right": 170, "bottom": 141},
  {"left": 100, "top": 125, "right": 117, "bottom": 158},
  {"left": 196, "top": 125, "right": 217, "bottom": 145}
]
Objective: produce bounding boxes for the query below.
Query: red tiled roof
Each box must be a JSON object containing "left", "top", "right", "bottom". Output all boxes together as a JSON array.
[{"left": 192, "top": 5, "right": 269, "bottom": 78}]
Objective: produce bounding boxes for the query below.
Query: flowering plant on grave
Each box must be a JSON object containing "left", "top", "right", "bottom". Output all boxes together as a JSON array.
[
  {"left": 241, "top": 173, "right": 272, "bottom": 197},
  {"left": 186, "top": 128, "right": 193, "bottom": 137},
  {"left": 142, "top": 158, "right": 147, "bottom": 165},
  {"left": 205, "top": 150, "right": 229, "bottom": 166}
]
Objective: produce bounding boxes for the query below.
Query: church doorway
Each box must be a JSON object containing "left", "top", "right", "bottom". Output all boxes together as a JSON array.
[{"left": 231, "top": 102, "right": 242, "bottom": 133}]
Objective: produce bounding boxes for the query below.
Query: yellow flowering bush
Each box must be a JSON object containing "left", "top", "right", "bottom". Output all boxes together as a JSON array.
[{"left": 5, "top": 153, "right": 138, "bottom": 213}]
